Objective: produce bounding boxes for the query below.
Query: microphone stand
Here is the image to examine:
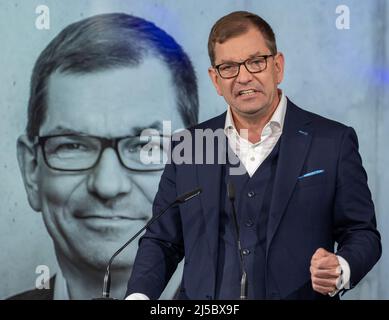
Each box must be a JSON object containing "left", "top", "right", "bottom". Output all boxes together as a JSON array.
[
  {"left": 96, "top": 187, "right": 202, "bottom": 299},
  {"left": 227, "top": 182, "right": 248, "bottom": 300}
]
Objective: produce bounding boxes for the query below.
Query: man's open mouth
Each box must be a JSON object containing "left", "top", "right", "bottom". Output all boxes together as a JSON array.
[{"left": 238, "top": 89, "right": 257, "bottom": 96}]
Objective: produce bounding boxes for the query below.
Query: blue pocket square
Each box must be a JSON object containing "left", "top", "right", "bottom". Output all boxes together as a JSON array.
[{"left": 298, "top": 169, "right": 325, "bottom": 180}]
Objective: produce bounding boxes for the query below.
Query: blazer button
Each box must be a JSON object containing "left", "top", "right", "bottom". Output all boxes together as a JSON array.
[
  {"left": 242, "top": 249, "right": 250, "bottom": 255},
  {"left": 245, "top": 220, "right": 254, "bottom": 227},
  {"left": 247, "top": 191, "right": 255, "bottom": 198}
]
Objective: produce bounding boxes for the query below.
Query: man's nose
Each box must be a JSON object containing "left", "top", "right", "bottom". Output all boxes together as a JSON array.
[
  {"left": 87, "top": 148, "right": 132, "bottom": 200},
  {"left": 236, "top": 64, "right": 254, "bottom": 84}
]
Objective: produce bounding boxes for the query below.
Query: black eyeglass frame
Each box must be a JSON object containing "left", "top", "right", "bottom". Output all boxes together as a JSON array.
[
  {"left": 34, "top": 133, "right": 168, "bottom": 172},
  {"left": 214, "top": 54, "right": 275, "bottom": 79}
]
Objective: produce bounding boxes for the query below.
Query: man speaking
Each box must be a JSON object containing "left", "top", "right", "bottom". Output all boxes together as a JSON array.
[{"left": 126, "top": 11, "right": 381, "bottom": 300}]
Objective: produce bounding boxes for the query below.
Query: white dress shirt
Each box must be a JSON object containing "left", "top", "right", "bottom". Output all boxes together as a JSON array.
[{"left": 224, "top": 91, "right": 287, "bottom": 177}]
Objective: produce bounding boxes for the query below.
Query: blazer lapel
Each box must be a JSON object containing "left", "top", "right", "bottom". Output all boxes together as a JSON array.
[
  {"left": 196, "top": 113, "right": 226, "bottom": 289},
  {"left": 197, "top": 161, "right": 223, "bottom": 261},
  {"left": 266, "top": 101, "right": 313, "bottom": 251}
]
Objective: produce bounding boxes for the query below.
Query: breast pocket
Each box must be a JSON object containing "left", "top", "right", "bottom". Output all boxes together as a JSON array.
[{"left": 296, "top": 171, "right": 327, "bottom": 188}]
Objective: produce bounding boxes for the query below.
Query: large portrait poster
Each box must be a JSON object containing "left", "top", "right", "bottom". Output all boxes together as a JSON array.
[{"left": 0, "top": 0, "right": 388, "bottom": 300}]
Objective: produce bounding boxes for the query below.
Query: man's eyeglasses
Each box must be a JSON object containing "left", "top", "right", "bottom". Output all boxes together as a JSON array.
[
  {"left": 214, "top": 54, "right": 274, "bottom": 79},
  {"left": 34, "top": 134, "right": 170, "bottom": 172}
]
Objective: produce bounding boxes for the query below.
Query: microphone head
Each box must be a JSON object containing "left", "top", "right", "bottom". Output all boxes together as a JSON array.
[
  {"left": 176, "top": 187, "right": 202, "bottom": 203},
  {"left": 227, "top": 182, "right": 235, "bottom": 201}
]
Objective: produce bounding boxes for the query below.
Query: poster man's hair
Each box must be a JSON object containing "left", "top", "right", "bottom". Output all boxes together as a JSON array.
[{"left": 27, "top": 13, "right": 199, "bottom": 139}]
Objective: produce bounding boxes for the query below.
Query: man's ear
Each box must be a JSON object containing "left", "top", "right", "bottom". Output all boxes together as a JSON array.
[
  {"left": 274, "top": 52, "right": 285, "bottom": 85},
  {"left": 208, "top": 67, "right": 223, "bottom": 96},
  {"left": 17, "top": 135, "right": 41, "bottom": 211}
]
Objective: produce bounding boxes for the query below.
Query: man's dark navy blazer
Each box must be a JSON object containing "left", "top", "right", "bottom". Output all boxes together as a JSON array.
[{"left": 127, "top": 99, "right": 381, "bottom": 300}]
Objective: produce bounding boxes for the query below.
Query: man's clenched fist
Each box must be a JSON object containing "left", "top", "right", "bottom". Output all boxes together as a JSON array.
[{"left": 310, "top": 248, "right": 341, "bottom": 295}]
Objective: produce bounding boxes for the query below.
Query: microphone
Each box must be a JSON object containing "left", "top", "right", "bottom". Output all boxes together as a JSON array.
[
  {"left": 227, "top": 182, "right": 248, "bottom": 300},
  {"left": 99, "top": 187, "right": 202, "bottom": 299}
]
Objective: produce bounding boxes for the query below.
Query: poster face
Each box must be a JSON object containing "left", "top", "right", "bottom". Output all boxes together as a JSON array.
[{"left": 1, "top": 0, "right": 387, "bottom": 300}]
